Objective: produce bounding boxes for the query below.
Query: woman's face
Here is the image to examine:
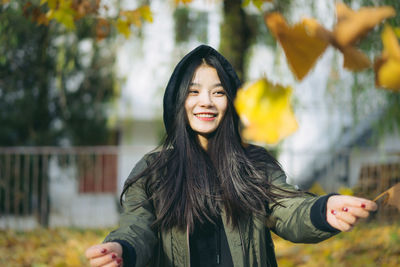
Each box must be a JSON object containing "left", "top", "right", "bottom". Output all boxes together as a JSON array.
[{"left": 185, "top": 65, "right": 228, "bottom": 142}]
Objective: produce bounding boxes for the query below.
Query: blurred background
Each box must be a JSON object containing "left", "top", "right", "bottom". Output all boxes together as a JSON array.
[{"left": 1, "top": 0, "right": 400, "bottom": 266}]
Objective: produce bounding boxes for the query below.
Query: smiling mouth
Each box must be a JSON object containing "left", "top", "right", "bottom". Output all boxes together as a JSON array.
[{"left": 195, "top": 113, "right": 217, "bottom": 121}]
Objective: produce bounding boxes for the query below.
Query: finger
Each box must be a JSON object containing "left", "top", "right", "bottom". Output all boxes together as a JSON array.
[
  {"left": 86, "top": 244, "right": 109, "bottom": 259},
  {"left": 89, "top": 253, "right": 119, "bottom": 267},
  {"left": 343, "top": 206, "right": 370, "bottom": 219},
  {"left": 342, "top": 196, "right": 377, "bottom": 211},
  {"left": 334, "top": 210, "right": 358, "bottom": 226},
  {"left": 102, "top": 258, "right": 123, "bottom": 267},
  {"left": 337, "top": 218, "right": 354, "bottom": 232}
]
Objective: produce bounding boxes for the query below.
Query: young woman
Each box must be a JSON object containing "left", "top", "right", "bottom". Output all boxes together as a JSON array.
[{"left": 85, "top": 45, "right": 377, "bottom": 267}]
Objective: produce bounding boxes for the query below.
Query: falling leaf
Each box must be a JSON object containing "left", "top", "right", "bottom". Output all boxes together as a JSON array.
[
  {"left": 334, "top": 3, "right": 396, "bottom": 47},
  {"left": 234, "top": 78, "right": 298, "bottom": 145},
  {"left": 373, "top": 183, "right": 400, "bottom": 211},
  {"left": 265, "top": 3, "right": 395, "bottom": 80},
  {"left": 265, "top": 13, "right": 329, "bottom": 80},
  {"left": 302, "top": 16, "right": 371, "bottom": 71},
  {"left": 375, "top": 25, "right": 400, "bottom": 91}
]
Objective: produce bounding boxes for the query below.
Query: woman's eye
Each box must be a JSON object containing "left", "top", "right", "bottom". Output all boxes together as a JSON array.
[
  {"left": 214, "top": 90, "right": 226, "bottom": 96},
  {"left": 188, "top": 89, "right": 198, "bottom": 94}
]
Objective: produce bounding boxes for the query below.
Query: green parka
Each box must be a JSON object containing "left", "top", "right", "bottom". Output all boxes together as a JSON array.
[{"left": 104, "top": 154, "right": 337, "bottom": 267}]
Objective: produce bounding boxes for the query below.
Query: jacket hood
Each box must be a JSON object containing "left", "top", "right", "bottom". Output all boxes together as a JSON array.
[{"left": 163, "top": 44, "right": 241, "bottom": 133}]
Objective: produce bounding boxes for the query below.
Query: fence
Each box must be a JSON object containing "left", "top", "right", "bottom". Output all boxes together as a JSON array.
[
  {"left": 0, "top": 146, "right": 399, "bottom": 228},
  {"left": 0, "top": 146, "right": 120, "bottom": 228}
]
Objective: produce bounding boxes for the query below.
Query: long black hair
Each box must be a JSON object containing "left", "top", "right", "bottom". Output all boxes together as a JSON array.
[{"left": 121, "top": 47, "right": 292, "bottom": 232}]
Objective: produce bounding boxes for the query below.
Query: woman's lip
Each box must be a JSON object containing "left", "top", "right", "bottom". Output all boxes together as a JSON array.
[{"left": 194, "top": 113, "right": 217, "bottom": 121}]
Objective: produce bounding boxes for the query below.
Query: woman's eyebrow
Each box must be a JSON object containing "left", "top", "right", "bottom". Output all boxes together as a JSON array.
[{"left": 189, "top": 82, "right": 223, "bottom": 87}]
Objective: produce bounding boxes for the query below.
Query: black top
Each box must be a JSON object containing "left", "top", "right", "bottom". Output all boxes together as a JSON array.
[{"left": 189, "top": 217, "right": 234, "bottom": 267}]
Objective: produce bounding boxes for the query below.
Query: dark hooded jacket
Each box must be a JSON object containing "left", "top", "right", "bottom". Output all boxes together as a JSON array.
[{"left": 103, "top": 45, "right": 339, "bottom": 267}]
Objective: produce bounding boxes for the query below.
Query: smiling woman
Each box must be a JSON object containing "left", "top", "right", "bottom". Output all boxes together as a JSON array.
[
  {"left": 85, "top": 45, "right": 377, "bottom": 267},
  {"left": 185, "top": 65, "right": 228, "bottom": 149}
]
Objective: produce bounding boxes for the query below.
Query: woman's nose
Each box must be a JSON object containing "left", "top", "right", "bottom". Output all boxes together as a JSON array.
[{"left": 199, "top": 91, "right": 213, "bottom": 106}]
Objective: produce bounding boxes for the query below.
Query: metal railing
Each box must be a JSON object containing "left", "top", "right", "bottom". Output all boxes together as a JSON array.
[{"left": 0, "top": 146, "right": 120, "bottom": 227}]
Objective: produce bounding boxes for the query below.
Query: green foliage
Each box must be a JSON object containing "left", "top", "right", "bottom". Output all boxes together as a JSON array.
[{"left": 0, "top": 4, "right": 118, "bottom": 146}]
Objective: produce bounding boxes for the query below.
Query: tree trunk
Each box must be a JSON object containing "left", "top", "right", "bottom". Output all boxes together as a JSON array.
[{"left": 219, "top": 0, "right": 252, "bottom": 82}]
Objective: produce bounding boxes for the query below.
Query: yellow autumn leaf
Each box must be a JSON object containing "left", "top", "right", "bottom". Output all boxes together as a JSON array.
[
  {"left": 375, "top": 25, "right": 400, "bottom": 91},
  {"left": 139, "top": 5, "right": 153, "bottom": 23},
  {"left": 338, "top": 186, "right": 354, "bottom": 196},
  {"left": 120, "top": 6, "right": 152, "bottom": 29},
  {"left": 53, "top": 7, "right": 76, "bottom": 30},
  {"left": 265, "top": 3, "right": 395, "bottom": 79},
  {"left": 377, "top": 59, "right": 400, "bottom": 91},
  {"left": 382, "top": 24, "right": 400, "bottom": 61},
  {"left": 234, "top": 78, "right": 298, "bottom": 145},
  {"left": 265, "top": 13, "right": 329, "bottom": 80},
  {"left": 116, "top": 18, "right": 131, "bottom": 38},
  {"left": 373, "top": 183, "right": 400, "bottom": 211},
  {"left": 332, "top": 2, "right": 394, "bottom": 70},
  {"left": 340, "top": 45, "right": 371, "bottom": 70},
  {"left": 120, "top": 9, "right": 142, "bottom": 27},
  {"left": 303, "top": 12, "right": 372, "bottom": 72},
  {"left": 334, "top": 3, "right": 396, "bottom": 47}
]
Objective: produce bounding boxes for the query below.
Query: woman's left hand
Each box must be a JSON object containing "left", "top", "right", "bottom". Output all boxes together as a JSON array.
[{"left": 326, "top": 195, "right": 378, "bottom": 232}]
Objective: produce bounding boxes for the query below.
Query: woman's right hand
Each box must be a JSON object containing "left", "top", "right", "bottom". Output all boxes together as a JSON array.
[{"left": 85, "top": 242, "right": 123, "bottom": 267}]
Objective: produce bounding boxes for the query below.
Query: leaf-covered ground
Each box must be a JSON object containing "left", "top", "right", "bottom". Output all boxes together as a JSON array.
[
  {"left": 273, "top": 222, "right": 400, "bottom": 267},
  {"left": 0, "top": 223, "right": 399, "bottom": 266}
]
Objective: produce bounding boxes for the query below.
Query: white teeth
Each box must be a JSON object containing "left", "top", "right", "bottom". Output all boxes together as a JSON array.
[{"left": 196, "top": 114, "right": 215, "bottom": 118}]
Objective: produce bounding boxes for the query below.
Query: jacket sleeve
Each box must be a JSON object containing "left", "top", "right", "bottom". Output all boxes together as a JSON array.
[
  {"left": 103, "top": 156, "right": 158, "bottom": 267},
  {"left": 267, "top": 169, "right": 338, "bottom": 243}
]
